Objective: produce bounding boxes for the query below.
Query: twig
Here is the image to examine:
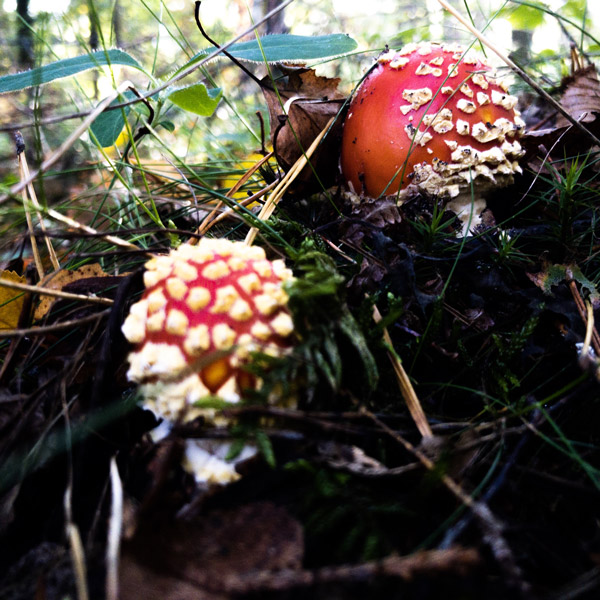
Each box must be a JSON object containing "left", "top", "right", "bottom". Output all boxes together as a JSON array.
[
  {"left": 194, "top": 1, "right": 263, "bottom": 87},
  {"left": 0, "top": 309, "right": 110, "bottom": 338},
  {"left": 4, "top": 80, "right": 135, "bottom": 203},
  {"left": 436, "top": 0, "right": 600, "bottom": 148},
  {"left": 364, "top": 410, "right": 529, "bottom": 594},
  {"left": 0, "top": 277, "right": 114, "bottom": 305},
  {"left": 215, "top": 547, "right": 480, "bottom": 593}
]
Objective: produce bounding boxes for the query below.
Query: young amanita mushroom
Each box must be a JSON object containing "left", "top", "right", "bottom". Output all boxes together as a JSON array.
[
  {"left": 340, "top": 41, "right": 525, "bottom": 232},
  {"left": 121, "top": 238, "right": 295, "bottom": 483},
  {"left": 122, "top": 238, "right": 295, "bottom": 420}
]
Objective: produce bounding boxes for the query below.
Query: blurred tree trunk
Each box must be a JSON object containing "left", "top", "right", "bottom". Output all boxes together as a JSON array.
[
  {"left": 88, "top": 0, "right": 99, "bottom": 50},
  {"left": 112, "top": 0, "right": 122, "bottom": 48},
  {"left": 253, "top": 0, "right": 288, "bottom": 34},
  {"left": 16, "top": 0, "right": 34, "bottom": 69}
]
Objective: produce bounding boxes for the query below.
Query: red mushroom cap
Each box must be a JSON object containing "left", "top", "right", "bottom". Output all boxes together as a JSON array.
[
  {"left": 122, "top": 238, "right": 295, "bottom": 422},
  {"left": 340, "top": 42, "right": 525, "bottom": 200}
]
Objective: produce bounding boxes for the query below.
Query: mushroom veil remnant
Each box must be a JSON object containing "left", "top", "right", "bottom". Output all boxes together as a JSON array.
[
  {"left": 340, "top": 41, "right": 525, "bottom": 232},
  {"left": 122, "top": 238, "right": 295, "bottom": 422}
]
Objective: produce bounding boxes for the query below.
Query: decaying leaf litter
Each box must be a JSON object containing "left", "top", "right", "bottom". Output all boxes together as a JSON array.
[{"left": 2, "top": 2, "right": 600, "bottom": 599}]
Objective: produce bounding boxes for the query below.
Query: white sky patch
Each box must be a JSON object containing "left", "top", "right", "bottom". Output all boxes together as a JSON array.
[{"left": 4, "top": 0, "right": 70, "bottom": 15}]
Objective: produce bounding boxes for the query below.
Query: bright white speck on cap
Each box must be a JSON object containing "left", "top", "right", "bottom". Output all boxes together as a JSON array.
[
  {"left": 187, "top": 287, "right": 211, "bottom": 311},
  {"left": 212, "top": 323, "right": 236, "bottom": 350},
  {"left": 271, "top": 313, "right": 295, "bottom": 337},
  {"left": 250, "top": 321, "right": 272, "bottom": 341},
  {"left": 210, "top": 285, "right": 239, "bottom": 314},
  {"left": 202, "top": 260, "right": 230, "bottom": 280},
  {"left": 166, "top": 308, "right": 189, "bottom": 336},
  {"left": 166, "top": 277, "right": 188, "bottom": 300},
  {"left": 456, "top": 120, "right": 470, "bottom": 135},
  {"left": 472, "top": 73, "right": 489, "bottom": 90},
  {"left": 146, "top": 310, "right": 166, "bottom": 332},
  {"left": 121, "top": 313, "right": 146, "bottom": 344},
  {"left": 147, "top": 289, "right": 167, "bottom": 313},
  {"left": 173, "top": 260, "right": 198, "bottom": 281},
  {"left": 476, "top": 92, "right": 490, "bottom": 106},
  {"left": 456, "top": 99, "right": 477, "bottom": 114},
  {"left": 184, "top": 324, "right": 211, "bottom": 356},
  {"left": 229, "top": 298, "right": 253, "bottom": 322}
]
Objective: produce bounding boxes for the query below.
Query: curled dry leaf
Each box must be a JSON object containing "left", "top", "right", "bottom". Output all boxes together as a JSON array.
[
  {"left": 261, "top": 68, "right": 346, "bottom": 191},
  {"left": 556, "top": 64, "right": 600, "bottom": 128}
]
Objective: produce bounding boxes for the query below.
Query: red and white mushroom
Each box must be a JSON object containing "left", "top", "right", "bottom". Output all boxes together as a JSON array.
[
  {"left": 340, "top": 41, "right": 525, "bottom": 232},
  {"left": 122, "top": 238, "right": 295, "bottom": 424}
]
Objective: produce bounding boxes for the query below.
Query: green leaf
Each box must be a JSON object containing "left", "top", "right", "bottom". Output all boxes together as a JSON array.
[
  {"left": 166, "top": 83, "right": 222, "bottom": 116},
  {"left": 215, "top": 33, "right": 358, "bottom": 63},
  {"left": 157, "top": 120, "right": 175, "bottom": 132},
  {"left": 90, "top": 90, "right": 135, "bottom": 148},
  {"left": 504, "top": 3, "right": 546, "bottom": 30},
  {"left": 175, "top": 33, "right": 357, "bottom": 78},
  {"left": 0, "top": 49, "right": 144, "bottom": 94},
  {"left": 255, "top": 430, "right": 276, "bottom": 468}
]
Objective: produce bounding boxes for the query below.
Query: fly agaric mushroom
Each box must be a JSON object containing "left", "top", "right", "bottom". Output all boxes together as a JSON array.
[
  {"left": 340, "top": 41, "right": 525, "bottom": 232},
  {"left": 122, "top": 239, "right": 295, "bottom": 484},
  {"left": 122, "top": 238, "right": 295, "bottom": 423}
]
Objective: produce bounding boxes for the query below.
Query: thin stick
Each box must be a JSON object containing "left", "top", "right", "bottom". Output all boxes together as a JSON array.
[
  {"left": 437, "top": 0, "right": 600, "bottom": 148},
  {"left": 245, "top": 116, "right": 335, "bottom": 246},
  {"left": 373, "top": 305, "right": 433, "bottom": 439},
  {"left": 0, "top": 277, "right": 114, "bottom": 305},
  {"left": 0, "top": 310, "right": 110, "bottom": 338},
  {"left": 364, "top": 410, "right": 528, "bottom": 592}
]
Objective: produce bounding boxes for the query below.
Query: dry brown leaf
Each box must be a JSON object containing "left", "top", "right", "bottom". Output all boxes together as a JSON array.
[
  {"left": 0, "top": 270, "right": 27, "bottom": 330},
  {"left": 262, "top": 68, "right": 346, "bottom": 191},
  {"left": 34, "top": 263, "right": 110, "bottom": 320},
  {"left": 557, "top": 64, "right": 600, "bottom": 128},
  {"left": 120, "top": 502, "right": 304, "bottom": 599}
]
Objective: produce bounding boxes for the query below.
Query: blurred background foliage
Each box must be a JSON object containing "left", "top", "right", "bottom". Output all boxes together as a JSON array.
[{"left": 0, "top": 0, "right": 599, "bottom": 189}]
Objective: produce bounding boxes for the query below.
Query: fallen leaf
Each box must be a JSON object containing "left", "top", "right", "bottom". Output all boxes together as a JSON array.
[
  {"left": 0, "top": 270, "right": 27, "bottom": 329},
  {"left": 34, "top": 263, "right": 111, "bottom": 320},
  {"left": 120, "top": 501, "right": 304, "bottom": 599},
  {"left": 557, "top": 64, "right": 600, "bottom": 128},
  {"left": 527, "top": 263, "right": 600, "bottom": 308},
  {"left": 261, "top": 68, "right": 346, "bottom": 191}
]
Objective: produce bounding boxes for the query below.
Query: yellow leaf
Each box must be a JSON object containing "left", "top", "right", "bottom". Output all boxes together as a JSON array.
[{"left": 0, "top": 270, "right": 27, "bottom": 330}]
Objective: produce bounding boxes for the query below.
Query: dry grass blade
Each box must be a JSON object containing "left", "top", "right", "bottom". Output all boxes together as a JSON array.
[
  {"left": 372, "top": 305, "right": 433, "bottom": 439},
  {"left": 245, "top": 116, "right": 335, "bottom": 246},
  {"left": 18, "top": 150, "right": 60, "bottom": 274},
  {"left": 106, "top": 457, "right": 123, "bottom": 600},
  {"left": 194, "top": 152, "right": 277, "bottom": 239}
]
